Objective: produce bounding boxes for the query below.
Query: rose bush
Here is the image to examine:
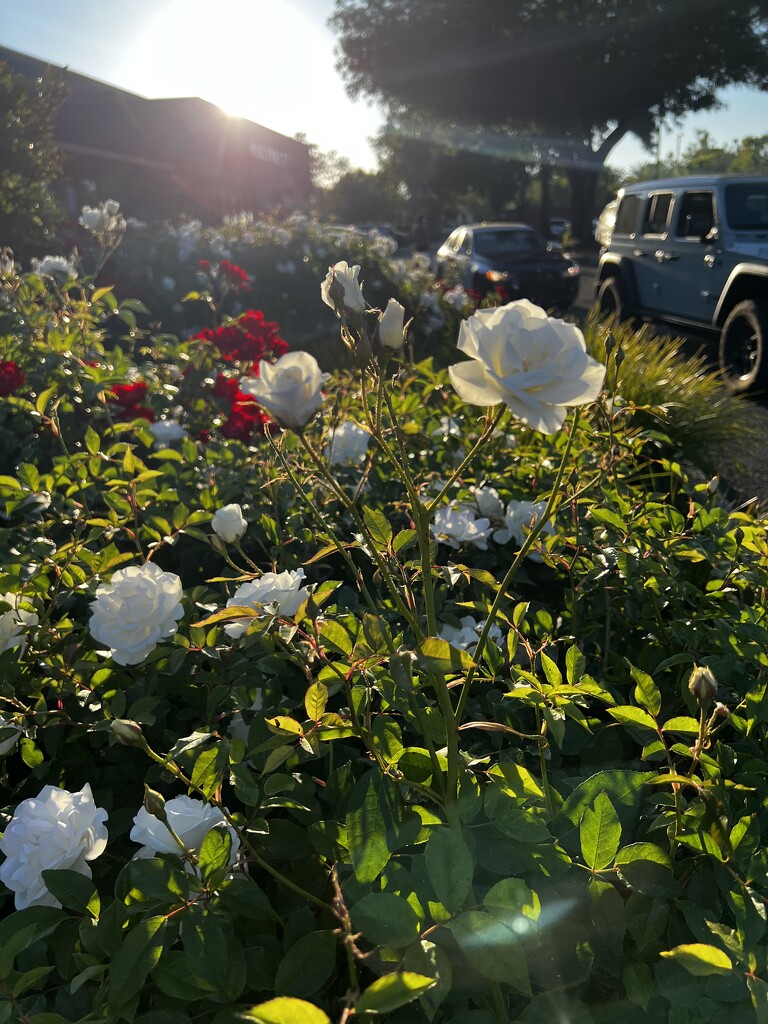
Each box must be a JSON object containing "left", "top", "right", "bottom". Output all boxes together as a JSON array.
[{"left": 0, "top": 221, "right": 768, "bottom": 1024}]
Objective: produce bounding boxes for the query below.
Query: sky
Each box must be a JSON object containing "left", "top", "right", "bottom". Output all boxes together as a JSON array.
[{"left": 3, "top": 0, "right": 768, "bottom": 176}]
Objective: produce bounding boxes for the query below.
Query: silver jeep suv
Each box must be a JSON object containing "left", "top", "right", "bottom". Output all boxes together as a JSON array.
[{"left": 595, "top": 175, "right": 768, "bottom": 391}]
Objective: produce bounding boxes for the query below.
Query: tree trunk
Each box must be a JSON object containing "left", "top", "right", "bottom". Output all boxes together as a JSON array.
[{"left": 567, "top": 163, "right": 603, "bottom": 244}]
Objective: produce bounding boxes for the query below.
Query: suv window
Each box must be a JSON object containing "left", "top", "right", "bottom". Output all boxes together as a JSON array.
[
  {"left": 614, "top": 195, "right": 642, "bottom": 236},
  {"left": 675, "top": 191, "right": 715, "bottom": 238},
  {"left": 642, "top": 193, "right": 674, "bottom": 236},
  {"left": 724, "top": 183, "right": 768, "bottom": 230}
]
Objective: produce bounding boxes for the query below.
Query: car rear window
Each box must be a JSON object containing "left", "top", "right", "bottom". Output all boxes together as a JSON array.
[
  {"left": 724, "top": 183, "right": 768, "bottom": 231},
  {"left": 614, "top": 195, "right": 642, "bottom": 236},
  {"left": 473, "top": 230, "right": 547, "bottom": 257}
]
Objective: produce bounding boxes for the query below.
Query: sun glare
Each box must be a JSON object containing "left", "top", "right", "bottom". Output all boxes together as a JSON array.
[{"left": 119, "top": 0, "right": 362, "bottom": 149}]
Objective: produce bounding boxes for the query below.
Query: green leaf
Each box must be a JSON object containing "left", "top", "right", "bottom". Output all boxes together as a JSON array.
[
  {"left": 615, "top": 843, "right": 677, "bottom": 898},
  {"left": 304, "top": 682, "right": 328, "bottom": 721},
  {"left": 416, "top": 636, "right": 476, "bottom": 673},
  {"left": 451, "top": 911, "right": 531, "bottom": 994},
  {"left": 85, "top": 426, "right": 101, "bottom": 455},
  {"left": 580, "top": 792, "right": 622, "bottom": 870},
  {"left": 346, "top": 771, "right": 402, "bottom": 883},
  {"left": 0, "top": 907, "right": 65, "bottom": 977},
  {"left": 661, "top": 716, "right": 701, "bottom": 734},
  {"left": 198, "top": 825, "right": 232, "bottom": 885},
  {"left": 127, "top": 858, "right": 190, "bottom": 905},
  {"left": 483, "top": 879, "right": 540, "bottom": 922},
  {"left": 565, "top": 645, "right": 586, "bottom": 685},
  {"left": 608, "top": 706, "right": 658, "bottom": 732},
  {"left": 108, "top": 916, "right": 167, "bottom": 1016},
  {"left": 243, "top": 997, "right": 330, "bottom": 1024},
  {"left": 630, "top": 665, "right": 661, "bottom": 717},
  {"left": 425, "top": 827, "right": 474, "bottom": 913},
  {"left": 356, "top": 972, "right": 436, "bottom": 1014},
  {"left": 660, "top": 943, "right": 733, "bottom": 976},
  {"left": 488, "top": 761, "right": 545, "bottom": 802},
  {"left": 275, "top": 931, "right": 337, "bottom": 997},
  {"left": 352, "top": 892, "right": 421, "bottom": 948},
  {"left": 404, "top": 941, "right": 453, "bottom": 1021},
  {"left": 540, "top": 650, "right": 562, "bottom": 687},
  {"left": 190, "top": 743, "right": 229, "bottom": 799},
  {"left": 41, "top": 869, "right": 99, "bottom": 917},
  {"left": 362, "top": 505, "right": 392, "bottom": 550}
]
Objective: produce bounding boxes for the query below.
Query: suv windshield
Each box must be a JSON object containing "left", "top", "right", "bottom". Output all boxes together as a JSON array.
[
  {"left": 473, "top": 229, "right": 547, "bottom": 258},
  {"left": 724, "top": 183, "right": 768, "bottom": 231}
]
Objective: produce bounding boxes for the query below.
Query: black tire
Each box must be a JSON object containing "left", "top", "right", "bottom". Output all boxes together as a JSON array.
[
  {"left": 718, "top": 299, "right": 768, "bottom": 393},
  {"left": 596, "top": 276, "right": 626, "bottom": 321}
]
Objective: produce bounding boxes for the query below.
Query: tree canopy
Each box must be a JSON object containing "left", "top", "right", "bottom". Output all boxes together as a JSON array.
[{"left": 331, "top": 0, "right": 768, "bottom": 235}]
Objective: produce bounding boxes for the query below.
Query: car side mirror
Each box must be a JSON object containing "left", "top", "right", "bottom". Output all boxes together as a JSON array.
[{"left": 702, "top": 226, "right": 719, "bottom": 244}]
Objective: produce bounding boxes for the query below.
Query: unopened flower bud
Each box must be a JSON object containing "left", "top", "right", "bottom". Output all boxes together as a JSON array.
[
  {"left": 714, "top": 702, "right": 731, "bottom": 718},
  {"left": 604, "top": 332, "right": 616, "bottom": 356},
  {"left": 706, "top": 476, "right": 719, "bottom": 494},
  {"left": 110, "top": 719, "right": 145, "bottom": 746},
  {"left": 614, "top": 347, "right": 625, "bottom": 369},
  {"left": 376, "top": 298, "right": 406, "bottom": 352},
  {"left": 143, "top": 784, "right": 168, "bottom": 822},
  {"left": 688, "top": 665, "right": 718, "bottom": 707},
  {"left": 733, "top": 527, "right": 744, "bottom": 546}
]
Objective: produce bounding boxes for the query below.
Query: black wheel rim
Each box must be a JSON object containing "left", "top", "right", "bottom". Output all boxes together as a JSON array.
[{"left": 723, "top": 316, "right": 758, "bottom": 383}]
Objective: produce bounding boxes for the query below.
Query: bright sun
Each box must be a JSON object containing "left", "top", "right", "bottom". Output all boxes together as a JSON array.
[{"left": 118, "top": 0, "right": 360, "bottom": 145}]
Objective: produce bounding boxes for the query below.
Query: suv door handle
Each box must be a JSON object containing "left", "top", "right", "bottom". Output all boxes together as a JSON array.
[
  {"left": 632, "top": 249, "right": 647, "bottom": 257},
  {"left": 655, "top": 250, "right": 678, "bottom": 262}
]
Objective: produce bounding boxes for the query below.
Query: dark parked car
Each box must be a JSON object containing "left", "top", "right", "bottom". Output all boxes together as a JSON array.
[{"left": 436, "top": 223, "right": 580, "bottom": 309}]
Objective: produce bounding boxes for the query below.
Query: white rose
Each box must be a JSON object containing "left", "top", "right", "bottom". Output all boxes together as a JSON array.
[
  {"left": 31, "top": 255, "right": 77, "bottom": 282},
  {"left": 449, "top": 299, "right": 606, "bottom": 433},
  {"left": 0, "top": 592, "right": 39, "bottom": 656},
  {"left": 438, "top": 616, "right": 502, "bottom": 652},
  {"left": 79, "top": 206, "right": 106, "bottom": 232},
  {"left": 325, "top": 422, "right": 371, "bottom": 467},
  {"left": 0, "top": 783, "right": 108, "bottom": 909},
  {"left": 150, "top": 419, "right": 187, "bottom": 445},
  {"left": 0, "top": 716, "right": 22, "bottom": 756},
  {"left": 494, "top": 499, "right": 554, "bottom": 560},
  {"left": 224, "top": 569, "right": 309, "bottom": 639},
  {"left": 89, "top": 562, "right": 184, "bottom": 665},
  {"left": 130, "top": 794, "right": 240, "bottom": 868},
  {"left": 378, "top": 298, "right": 406, "bottom": 351},
  {"left": 431, "top": 505, "right": 492, "bottom": 550},
  {"left": 212, "top": 503, "right": 248, "bottom": 544},
  {"left": 467, "top": 485, "right": 505, "bottom": 521},
  {"left": 320, "top": 260, "right": 366, "bottom": 316},
  {"left": 241, "top": 352, "right": 329, "bottom": 431}
]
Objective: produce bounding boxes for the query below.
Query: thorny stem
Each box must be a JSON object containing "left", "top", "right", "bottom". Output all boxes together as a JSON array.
[{"left": 454, "top": 408, "right": 583, "bottom": 730}]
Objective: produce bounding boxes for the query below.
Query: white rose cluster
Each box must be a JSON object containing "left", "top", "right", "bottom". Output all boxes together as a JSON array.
[
  {"left": 149, "top": 419, "right": 187, "bottom": 446},
  {"left": 89, "top": 562, "right": 184, "bottom": 665},
  {"left": 0, "top": 784, "right": 108, "bottom": 909},
  {"left": 449, "top": 299, "right": 605, "bottom": 433},
  {"left": 431, "top": 489, "right": 554, "bottom": 559},
  {"left": 241, "top": 352, "right": 329, "bottom": 431},
  {"left": 31, "top": 255, "right": 77, "bottom": 283},
  {"left": 0, "top": 591, "right": 39, "bottom": 655},
  {"left": 431, "top": 505, "right": 492, "bottom": 550},
  {"left": 130, "top": 795, "right": 240, "bottom": 868},
  {"left": 438, "top": 615, "right": 503, "bottom": 653},
  {"left": 79, "top": 199, "right": 126, "bottom": 236},
  {"left": 224, "top": 569, "right": 310, "bottom": 639}
]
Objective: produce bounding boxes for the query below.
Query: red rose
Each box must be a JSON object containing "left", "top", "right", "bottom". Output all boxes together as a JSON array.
[
  {"left": 109, "top": 381, "right": 155, "bottom": 421},
  {"left": 0, "top": 361, "right": 24, "bottom": 396},
  {"left": 193, "top": 309, "right": 288, "bottom": 365},
  {"left": 218, "top": 259, "right": 251, "bottom": 291}
]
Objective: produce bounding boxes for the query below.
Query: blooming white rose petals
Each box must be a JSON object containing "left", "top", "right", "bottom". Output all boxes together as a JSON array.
[
  {"left": 130, "top": 795, "right": 239, "bottom": 867},
  {"left": 449, "top": 299, "right": 606, "bottom": 433},
  {"left": 431, "top": 505, "right": 493, "bottom": 550},
  {"left": 320, "top": 260, "right": 366, "bottom": 316},
  {"left": 325, "top": 422, "right": 371, "bottom": 467},
  {"left": 149, "top": 419, "right": 187, "bottom": 445},
  {"left": 0, "top": 592, "right": 39, "bottom": 656},
  {"left": 0, "top": 784, "right": 108, "bottom": 909},
  {"left": 378, "top": 298, "right": 406, "bottom": 350},
  {"left": 89, "top": 562, "right": 184, "bottom": 665},
  {"left": 241, "top": 352, "right": 329, "bottom": 431},
  {"left": 30, "top": 255, "right": 78, "bottom": 282},
  {"left": 211, "top": 503, "right": 248, "bottom": 543},
  {"left": 225, "top": 569, "right": 310, "bottom": 639}
]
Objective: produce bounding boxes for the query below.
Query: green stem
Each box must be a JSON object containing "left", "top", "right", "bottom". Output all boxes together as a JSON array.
[
  {"left": 425, "top": 405, "right": 507, "bottom": 516},
  {"left": 454, "top": 408, "right": 583, "bottom": 729}
]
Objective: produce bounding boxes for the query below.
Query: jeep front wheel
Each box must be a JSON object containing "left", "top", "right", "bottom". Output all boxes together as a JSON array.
[
  {"left": 596, "top": 276, "right": 626, "bottom": 321},
  {"left": 719, "top": 300, "right": 768, "bottom": 393}
]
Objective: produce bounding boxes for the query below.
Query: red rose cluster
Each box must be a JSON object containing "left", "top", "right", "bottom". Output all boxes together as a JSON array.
[
  {"left": 198, "top": 259, "right": 251, "bottom": 292},
  {"left": 195, "top": 310, "right": 288, "bottom": 365},
  {"left": 213, "top": 374, "right": 271, "bottom": 441},
  {"left": 0, "top": 360, "right": 24, "bottom": 397},
  {"left": 109, "top": 381, "right": 155, "bottom": 421}
]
